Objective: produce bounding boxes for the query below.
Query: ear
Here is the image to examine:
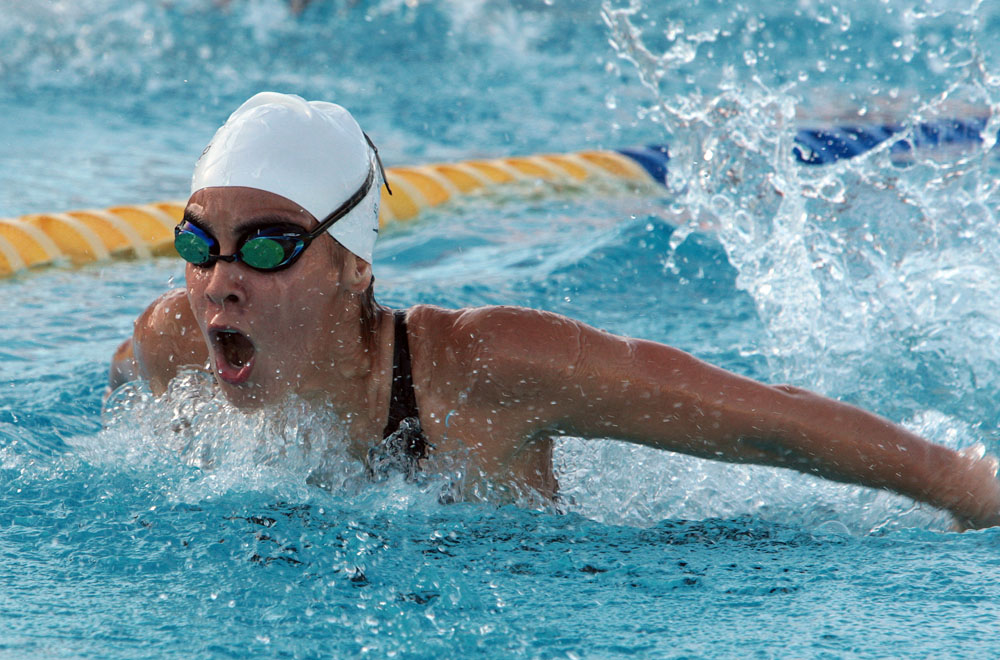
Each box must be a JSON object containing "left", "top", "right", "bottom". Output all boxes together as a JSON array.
[{"left": 339, "top": 251, "right": 373, "bottom": 294}]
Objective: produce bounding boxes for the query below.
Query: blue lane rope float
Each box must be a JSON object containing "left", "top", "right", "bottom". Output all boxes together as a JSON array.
[
  {"left": 615, "top": 145, "right": 670, "bottom": 184},
  {"left": 793, "top": 116, "right": 992, "bottom": 165},
  {"left": 0, "top": 118, "right": 992, "bottom": 278}
]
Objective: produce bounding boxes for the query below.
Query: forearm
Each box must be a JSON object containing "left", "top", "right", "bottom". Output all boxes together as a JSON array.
[
  {"left": 591, "top": 376, "right": 1000, "bottom": 528},
  {"left": 761, "top": 388, "right": 1000, "bottom": 528}
]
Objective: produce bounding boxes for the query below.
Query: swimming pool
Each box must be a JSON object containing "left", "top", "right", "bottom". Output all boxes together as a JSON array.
[{"left": 4, "top": 0, "right": 1000, "bottom": 656}]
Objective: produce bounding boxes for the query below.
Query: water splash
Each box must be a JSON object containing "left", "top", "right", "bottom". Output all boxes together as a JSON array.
[
  {"left": 85, "top": 371, "right": 366, "bottom": 504},
  {"left": 90, "top": 370, "right": 558, "bottom": 514},
  {"left": 603, "top": 0, "right": 1000, "bottom": 402},
  {"left": 494, "top": 0, "right": 1000, "bottom": 531}
]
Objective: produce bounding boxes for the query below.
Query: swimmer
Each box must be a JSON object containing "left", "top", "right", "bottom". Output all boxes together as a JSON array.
[{"left": 110, "top": 92, "right": 1000, "bottom": 529}]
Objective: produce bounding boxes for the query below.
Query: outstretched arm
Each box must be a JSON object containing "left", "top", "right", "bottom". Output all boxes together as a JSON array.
[{"left": 481, "top": 309, "right": 1000, "bottom": 529}]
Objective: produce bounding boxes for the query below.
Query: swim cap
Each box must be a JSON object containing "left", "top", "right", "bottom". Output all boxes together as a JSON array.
[{"left": 191, "top": 92, "right": 381, "bottom": 263}]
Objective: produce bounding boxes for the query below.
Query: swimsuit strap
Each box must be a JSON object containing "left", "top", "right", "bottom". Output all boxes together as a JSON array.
[{"left": 381, "top": 310, "right": 428, "bottom": 459}]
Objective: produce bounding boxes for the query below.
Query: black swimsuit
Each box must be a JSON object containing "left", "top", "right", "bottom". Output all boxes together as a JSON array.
[{"left": 368, "top": 310, "right": 429, "bottom": 479}]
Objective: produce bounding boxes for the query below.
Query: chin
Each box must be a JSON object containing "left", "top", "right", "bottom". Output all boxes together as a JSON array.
[{"left": 215, "top": 377, "right": 273, "bottom": 409}]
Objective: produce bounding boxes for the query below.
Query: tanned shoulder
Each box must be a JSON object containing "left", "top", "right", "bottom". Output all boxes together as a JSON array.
[{"left": 411, "top": 304, "right": 589, "bottom": 396}]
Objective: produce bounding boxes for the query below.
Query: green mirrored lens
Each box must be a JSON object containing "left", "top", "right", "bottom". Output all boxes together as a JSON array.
[
  {"left": 240, "top": 237, "right": 291, "bottom": 269},
  {"left": 175, "top": 231, "right": 211, "bottom": 264}
]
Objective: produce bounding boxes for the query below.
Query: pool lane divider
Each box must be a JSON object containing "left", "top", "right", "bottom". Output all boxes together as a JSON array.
[
  {"left": 793, "top": 116, "right": 992, "bottom": 164},
  {"left": 0, "top": 116, "right": 991, "bottom": 279},
  {"left": 0, "top": 148, "right": 668, "bottom": 278}
]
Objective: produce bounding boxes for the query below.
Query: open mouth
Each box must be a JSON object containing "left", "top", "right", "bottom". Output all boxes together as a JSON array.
[{"left": 210, "top": 328, "right": 256, "bottom": 385}]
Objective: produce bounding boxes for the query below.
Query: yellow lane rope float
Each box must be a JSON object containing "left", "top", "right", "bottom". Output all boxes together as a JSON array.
[
  {"left": 2, "top": 113, "right": 992, "bottom": 279},
  {"left": 0, "top": 147, "right": 668, "bottom": 279}
]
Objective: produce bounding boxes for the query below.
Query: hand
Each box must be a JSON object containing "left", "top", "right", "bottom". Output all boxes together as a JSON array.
[{"left": 950, "top": 444, "right": 1000, "bottom": 531}]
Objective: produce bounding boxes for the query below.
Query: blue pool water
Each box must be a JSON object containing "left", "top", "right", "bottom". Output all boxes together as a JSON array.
[{"left": 4, "top": 0, "right": 1000, "bottom": 657}]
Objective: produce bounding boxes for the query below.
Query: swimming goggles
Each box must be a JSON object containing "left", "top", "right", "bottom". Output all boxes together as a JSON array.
[{"left": 174, "top": 134, "right": 391, "bottom": 272}]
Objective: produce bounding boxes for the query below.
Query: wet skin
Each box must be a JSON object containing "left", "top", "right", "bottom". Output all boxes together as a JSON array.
[{"left": 114, "top": 187, "right": 1000, "bottom": 527}]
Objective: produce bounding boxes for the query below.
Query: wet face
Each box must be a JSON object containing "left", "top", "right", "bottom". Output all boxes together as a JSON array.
[{"left": 183, "top": 187, "right": 350, "bottom": 408}]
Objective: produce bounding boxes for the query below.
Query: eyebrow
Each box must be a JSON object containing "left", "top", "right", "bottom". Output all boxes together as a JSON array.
[
  {"left": 182, "top": 208, "right": 207, "bottom": 227},
  {"left": 233, "top": 215, "right": 310, "bottom": 236}
]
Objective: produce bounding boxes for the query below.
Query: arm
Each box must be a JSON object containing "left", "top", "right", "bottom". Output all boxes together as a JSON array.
[
  {"left": 479, "top": 308, "right": 1000, "bottom": 529},
  {"left": 107, "top": 337, "right": 138, "bottom": 394},
  {"left": 128, "top": 288, "right": 208, "bottom": 395}
]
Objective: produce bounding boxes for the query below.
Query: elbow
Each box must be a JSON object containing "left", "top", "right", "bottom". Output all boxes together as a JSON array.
[{"left": 772, "top": 383, "right": 812, "bottom": 398}]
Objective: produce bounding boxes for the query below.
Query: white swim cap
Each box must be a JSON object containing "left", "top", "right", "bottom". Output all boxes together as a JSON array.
[{"left": 191, "top": 92, "right": 382, "bottom": 263}]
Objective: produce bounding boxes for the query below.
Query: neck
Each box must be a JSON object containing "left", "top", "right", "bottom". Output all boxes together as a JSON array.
[{"left": 298, "top": 304, "right": 395, "bottom": 447}]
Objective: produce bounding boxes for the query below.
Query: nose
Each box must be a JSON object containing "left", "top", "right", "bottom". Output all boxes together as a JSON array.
[{"left": 201, "top": 259, "right": 247, "bottom": 308}]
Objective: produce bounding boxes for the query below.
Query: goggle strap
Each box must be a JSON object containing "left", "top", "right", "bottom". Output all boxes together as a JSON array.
[
  {"left": 311, "top": 161, "right": 376, "bottom": 238},
  {"left": 364, "top": 132, "right": 392, "bottom": 196}
]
